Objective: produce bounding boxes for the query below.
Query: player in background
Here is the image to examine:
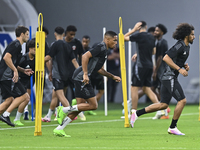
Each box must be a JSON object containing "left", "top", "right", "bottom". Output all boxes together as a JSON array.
[
  {"left": 152, "top": 24, "right": 170, "bottom": 119},
  {"left": 0, "top": 26, "right": 31, "bottom": 127},
  {"left": 130, "top": 23, "right": 195, "bottom": 135},
  {"left": 42, "top": 27, "right": 79, "bottom": 122},
  {"left": 13, "top": 39, "right": 35, "bottom": 125},
  {"left": 124, "top": 21, "right": 161, "bottom": 117}
]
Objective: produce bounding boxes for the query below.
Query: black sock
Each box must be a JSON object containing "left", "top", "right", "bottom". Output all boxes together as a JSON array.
[
  {"left": 136, "top": 108, "right": 146, "bottom": 117},
  {"left": 170, "top": 119, "right": 178, "bottom": 128}
]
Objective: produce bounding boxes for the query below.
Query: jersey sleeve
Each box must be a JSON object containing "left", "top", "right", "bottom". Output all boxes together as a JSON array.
[
  {"left": 129, "top": 33, "right": 139, "bottom": 42},
  {"left": 90, "top": 45, "right": 102, "bottom": 57},
  {"left": 48, "top": 42, "right": 58, "bottom": 58},
  {"left": 7, "top": 42, "right": 21, "bottom": 57},
  {"left": 166, "top": 42, "right": 183, "bottom": 59}
]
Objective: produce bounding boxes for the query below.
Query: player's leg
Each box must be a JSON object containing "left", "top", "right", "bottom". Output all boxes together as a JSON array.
[
  {"left": 42, "top": 89, "right": 58, "bottom": 122},
  {"left": 24, "top": 88, "right": 31, "bottom": 120},
  {"left": 53, "top": 97, "right": 87, "bottom": 137},
  {"left": 168, "top": 80, "right": 186, "bottom": 135},
  {"left": 130, "top": 80, "right": 171, "bottom": 128},
  {"left": 0, "top": 97, "right": 14, "bottom": 114},
  {"left": 14, "top": 94, "right": 30, "bottom": 125}
]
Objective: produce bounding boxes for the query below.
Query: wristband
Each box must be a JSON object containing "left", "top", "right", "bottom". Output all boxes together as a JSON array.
[{"left": 178, "top": 68, "right": 181, "bottom": 71}]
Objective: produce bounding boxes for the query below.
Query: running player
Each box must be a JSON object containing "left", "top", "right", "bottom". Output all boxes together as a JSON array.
[
  {"left": 53, "top": 31, "right": 121, "bottom": 137},
  {"left": 130, "top": 23, "right": 195, "bottom": 135},
  {"left": 42, "top": 27, "right": 79, "bottom": 122},
  {"left": 0, "top": 26, "right": 31, "bottom": 127}
]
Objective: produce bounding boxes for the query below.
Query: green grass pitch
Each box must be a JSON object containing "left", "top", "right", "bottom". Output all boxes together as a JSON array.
[{"left": 0, "top": 103, "right": 200, "bottom": 150}]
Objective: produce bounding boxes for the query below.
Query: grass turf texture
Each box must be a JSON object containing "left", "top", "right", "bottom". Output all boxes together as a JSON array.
[{"left": 0, "top": 103, "right": 200, "bottom": 150}]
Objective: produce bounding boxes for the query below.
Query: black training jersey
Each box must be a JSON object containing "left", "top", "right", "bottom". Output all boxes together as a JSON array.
[
  {"left": 18, "top": 52, "right": 35, "bottom": 80},
  {"left": 73, "top": 42, "right": 107, "bottom": 81},
  {"left": 0, "top": 39, "right": 22, "bottom": 81},
  {"left": 130, "top": 32, "right": 155, "bottom": 68},
  {"left": 48, "top": 40, "right": 75, "bottom": 80},
  {"left": 65, "top": 38, "right": 84, "bottom": 77},
  {"left": 162, "top": 40, "right": 190, "bottom": 80},
  {"left": 155, "top": 38, "right": 168, "bottom": 77}
]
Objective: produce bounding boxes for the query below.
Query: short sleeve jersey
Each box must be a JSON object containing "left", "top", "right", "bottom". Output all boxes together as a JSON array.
[
  {"left": 48, "top": 40, "right": 75, "bottom": 80},
  {"left": 155, "top": 38, "right": 168, "bottom": 77},
  {"left": 18, "top": 52, "right": 35, "bottom": 80},
  {"left": 73, "top": 42, "right": 107, "bottom": 81},
  {"left": 130, "top": 32, "right": 155, "bottom": 68},
  {"left": 162, "top": 40, "right": 190, "bottom": 80},
  {"left": 0, "top": 39, "right": 22, "bottom": 81}
]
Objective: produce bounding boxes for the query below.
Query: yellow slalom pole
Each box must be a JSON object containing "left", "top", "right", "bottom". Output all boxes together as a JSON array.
[
  {"left": 34, "top": 13, "right": 45, "bottom": 136},
  {"left": 199, "top": 35, "right": 200, "bottom": 121},
  {"left": 118, "top": 17, "right": 129, "bottom": 128}
]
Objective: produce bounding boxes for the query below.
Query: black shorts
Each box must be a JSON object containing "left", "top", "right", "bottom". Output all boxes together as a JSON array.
[
  {"left": 53, "top": 78, "right": 69, "bottom": 91},
  {"left": 160, "top": 78, "right": 185, "bottom": 105},
  {"left": 20, "top": 77, "right": 35, "bottom": 90},
  {"left": 131, "top": 66, "right": 153, "bottom": 87},
  {"left": 152, "top": 76, "right": 161, "bottom": 89},
  {"left": 90, "top": 76, "right": 104, "bottom": 90},
  {"left": 74, "top": 80, "right": 95, "bottom": 99},
  {"left": 0, "top": 80, "right": 26, "bottom": 99}
]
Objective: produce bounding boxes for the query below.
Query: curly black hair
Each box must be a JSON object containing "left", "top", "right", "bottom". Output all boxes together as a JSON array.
[{"left": 173, "top": 23, "right": 194, "bottom": 40}]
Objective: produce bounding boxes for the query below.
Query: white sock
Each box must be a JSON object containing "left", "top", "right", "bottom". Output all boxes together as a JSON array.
[
  {"left": 3, "top": 111, "right": 10, "bottom": 117},
  {"left": 24, "top": 105, "right": 29, "bottom": 112},
  {"left": 164, "top": 109, "right": 168, "bottom": 116},
  {"left": 47, "top": 109, "right": 54, "bottom": 119},
  {"left": 78, "top": 112, "right": 85, "bottom": 118},
  {"left": 14, "top": 111, "right": 22, "bottom": 121},
  {"left": 56, "top": 116, "right": 72, "bottom": 130},
  {"left": 62, "top": 105, "right": 78, "bottom": 113},
  {"left": 131, "top": 109, "right": 136, "bottom": 113}
]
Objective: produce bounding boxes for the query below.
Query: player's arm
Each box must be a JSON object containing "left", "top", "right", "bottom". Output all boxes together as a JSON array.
[
  {"left": 17, "top": 66, "right": 34, "bottom": 76},
  {"left": 72, "top": 58, "right": 79, "bottom": 69},
  {"left": 44, "top": 55, "right": 51, "bottom": 62},
  {"left": 163, "top": 54, "right": 188, "bottom": 77},
  {"left": 98, "top": 67, "right": 121, "bottom": 82},
  {"left": 124, "top": 22, "right": 142, "bottom": 41},
  {"left": 3, "top": 52, "right": 18, "bottom": 82},
  {"left": 82, "top": 51, "right": 92, "bottom": 84}
]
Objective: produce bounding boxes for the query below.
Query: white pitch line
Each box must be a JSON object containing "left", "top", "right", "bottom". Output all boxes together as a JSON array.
[
  {"left": 0, "top": 112, "right": 198, "bottom": 130},
  {"left": 0, "top": 146, "right": 197, "bottom": 149}
]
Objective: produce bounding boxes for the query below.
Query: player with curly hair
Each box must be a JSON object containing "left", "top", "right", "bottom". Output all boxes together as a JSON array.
[{"left": 130, "top": 23, "right": 195, "bottom": 135}]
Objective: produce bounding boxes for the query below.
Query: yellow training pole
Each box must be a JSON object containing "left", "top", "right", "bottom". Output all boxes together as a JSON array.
[
  {"left": 119, "top": 17, "right": 129, "bottom": 128},
  {"left": 199, "top": 35, "right": 200, "bottom": 121},
  {"left": 34, "top": 13, "right": 45, "bottom": 136}
]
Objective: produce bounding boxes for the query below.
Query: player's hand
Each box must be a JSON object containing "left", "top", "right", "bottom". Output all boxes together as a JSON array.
[
  {"left": 49, "top": 72, "right": 52, "bottom": 81},
  {"left": 184, "top": 63, "right": 189, "bottom": 71},
  {"left": 133, "top": 22, "right": 142, "bottom": 31},
  {"left": 24, "top": 69, "right": 34, "bottom": 76},
  {"left": 132, "top": 54, "right": 137, "bottom": 62},
  {"left": 179, "top": 68, "right": 188, "bottom": 77},
  {"left": 113, "top": 76, "right": 121, "bottom": 82},
  {"left": 83, "top": 74, "right": 89, "bottom": 84},
  {"left": 12, "top": 70, "right": 19, "bottom": 83}
]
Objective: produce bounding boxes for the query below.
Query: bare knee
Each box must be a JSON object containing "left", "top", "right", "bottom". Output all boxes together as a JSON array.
[
  {"left": 180, "top": 98, "right": 186, "bottom": 105},
  {"left": 90, "top": 101, "right": 98, "bottom": 110},
  {"left": 24, "top": 93, "right": 30, "bottom": 102},
  {"left": 159, "top": 103, "right": 168, "bottom": 110}
]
